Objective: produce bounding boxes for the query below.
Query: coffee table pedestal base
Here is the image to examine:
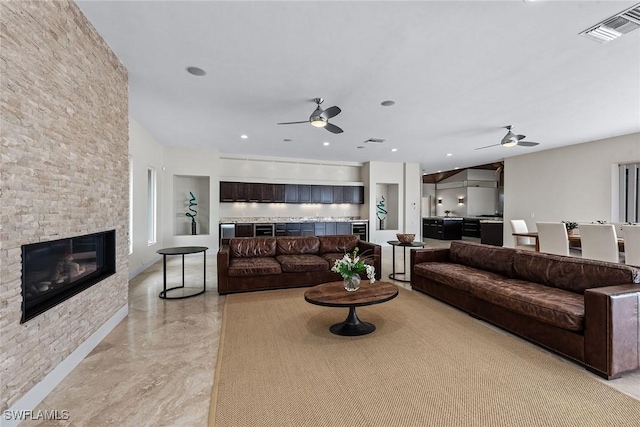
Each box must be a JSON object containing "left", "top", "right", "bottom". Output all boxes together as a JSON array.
[{"left": 329, "top": 306, "right": 375, "bottom": 336}]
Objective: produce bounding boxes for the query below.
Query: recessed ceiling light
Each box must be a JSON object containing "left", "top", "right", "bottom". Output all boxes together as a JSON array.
[
  {"left": 454, "top": 167, "right": 460, "bottom": 170},
  {"left": 446, "top": 153, "right": 453, "bottom": 157},
  {"left": 186, "top": 66, "right": 206, "bottom": 76},
  {"left": 437, "top": 170, "right": 442, "bottom": 173},
  {"left": 240, "top": 134, "right": 248, "bottom": 139},
  {"left": 357, "top": 146, "right": 365, "bottom": 149},
  {"left": 381, "top": 100, "right": 395, "bottom": 107},
  {"left": 283, "top": 138, "right": 292, "bottom": 142},
  {"left": 323, "top": 142, "right": 330, "bottom": 146},
  {"left": 391, "top": 148, "right": 398, "bottom": 152}
]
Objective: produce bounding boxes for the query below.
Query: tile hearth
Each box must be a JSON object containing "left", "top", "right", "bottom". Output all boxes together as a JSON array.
[{"left": 24, "top": 240, "right": 640, "bottom": 426}]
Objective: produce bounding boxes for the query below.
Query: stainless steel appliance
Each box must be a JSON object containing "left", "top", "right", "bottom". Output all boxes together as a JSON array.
[
  {"left": 220, "top": 223, "right": 235, "bottom": 245},
  {"left": 254, "top": 223, "right": 274, "bottom": 237},
  {"left": 351, "top": 222, "right": 368, "bottom": 241}
]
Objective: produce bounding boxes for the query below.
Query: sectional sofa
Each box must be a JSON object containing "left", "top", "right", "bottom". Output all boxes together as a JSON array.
[
  {"left": 217, "top": 235, "right": 381, "bottom": 294},
  {"left": 410, "top": 240, "right": 640, "bottom": 379}
]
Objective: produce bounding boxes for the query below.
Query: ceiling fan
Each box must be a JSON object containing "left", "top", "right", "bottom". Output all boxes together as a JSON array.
[
  {"left": 475, "top": 125, "right": 540, "bottom": 150},
  {"left": 277, "top": 98, "right": 343, "bottom": 134}
]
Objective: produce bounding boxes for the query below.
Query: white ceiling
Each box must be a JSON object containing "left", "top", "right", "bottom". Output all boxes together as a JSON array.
[{"left": 76, "top": 0, "right": 640, "bottom": 174}]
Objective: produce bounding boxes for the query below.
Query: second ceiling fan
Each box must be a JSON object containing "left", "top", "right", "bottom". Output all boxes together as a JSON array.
[
  {"left": 475, "top": 125, "right": 540, "bottom": 150},
  {"left": 277, "top": 98, "right": 344, "bottom": 134}
]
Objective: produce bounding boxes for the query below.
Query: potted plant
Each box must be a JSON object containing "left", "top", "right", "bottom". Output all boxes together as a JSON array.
[
  {"left": 562, "top": 221, "right": 578, "bottom": 236},
  {"left": 331, "top": 247, "right": 376, "bottom": 292},
  {"left": 444, "top": 210, "right": 451, "bottom": 218}
]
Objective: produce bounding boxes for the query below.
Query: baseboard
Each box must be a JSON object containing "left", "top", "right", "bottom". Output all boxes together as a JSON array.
[
  {"left": 2, "top": 304, "right": 128, "bottom": 427},
  {"left": 128, "top": 254, "right": 161, "bottom": 279}
]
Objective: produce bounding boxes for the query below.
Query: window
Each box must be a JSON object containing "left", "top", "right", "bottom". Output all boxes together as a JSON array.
[
  {"left": 128, "top": 156, "right": 133, "bottom": 254},
  {"left": 619, "top": 162, "right": 639, "bottom": 223},
  {"left": 147, "top": 167, "right": 157, "bottom": 245}
]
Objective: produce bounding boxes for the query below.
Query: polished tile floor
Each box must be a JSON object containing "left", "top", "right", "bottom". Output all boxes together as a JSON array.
[{"left": 26, "top": 238, "right": 639, "bottom": 426}]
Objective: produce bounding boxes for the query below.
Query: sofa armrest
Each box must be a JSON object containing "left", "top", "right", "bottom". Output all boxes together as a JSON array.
[
  {"left": 584, "top": 284, "right": 640, "bottom": 379},
  {"left": 410, "top": 248, "right": 450, "bottom": 266},
  {"left": 217, "top": 245, "right": 231, "bottom": 294},
  {"left": 357, "top": 240, "right": 382, "bottom": 280}
]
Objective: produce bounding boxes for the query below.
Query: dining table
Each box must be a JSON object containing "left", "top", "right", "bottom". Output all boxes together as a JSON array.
[{"left": 511, "top": 231, "right": 625, "bottom": 252}]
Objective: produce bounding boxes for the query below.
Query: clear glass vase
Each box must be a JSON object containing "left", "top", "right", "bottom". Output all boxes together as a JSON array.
[{"left": 343, "top": 273, "right": 361, "bottom": 292}]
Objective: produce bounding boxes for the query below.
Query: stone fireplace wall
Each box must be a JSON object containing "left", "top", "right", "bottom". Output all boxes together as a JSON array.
[{"left": 0, "top": 1, "right": 128, "bottom": 411}]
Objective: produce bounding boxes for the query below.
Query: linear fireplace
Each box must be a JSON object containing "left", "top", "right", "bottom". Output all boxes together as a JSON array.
[{"left": 21, "top": 230, "right": 116, "bottom": 323}]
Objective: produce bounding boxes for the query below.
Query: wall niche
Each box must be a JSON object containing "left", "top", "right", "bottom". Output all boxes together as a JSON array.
[{"left": 174, "top": 175, "right": 210, "bottom": 236}]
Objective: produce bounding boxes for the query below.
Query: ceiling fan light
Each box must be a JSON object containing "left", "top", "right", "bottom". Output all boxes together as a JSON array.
[
  {"left": 310, "top": 117, "right": 327, "bottom": 128},
  {"left": 502, "top": 140, "right": 518, "bottom": 148}
]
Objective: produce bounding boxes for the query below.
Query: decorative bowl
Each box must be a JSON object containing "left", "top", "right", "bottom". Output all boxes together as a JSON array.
[{"left": 396, "top": 233, "right": 415, "bottom": 244}]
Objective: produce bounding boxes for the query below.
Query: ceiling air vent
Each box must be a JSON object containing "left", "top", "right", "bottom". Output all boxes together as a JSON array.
[
  {"left": 363, "top": 138, "right": 385, "bottom": 144},
  {"left": 580, "top": 3, "right": 640, "bottom": 43}
]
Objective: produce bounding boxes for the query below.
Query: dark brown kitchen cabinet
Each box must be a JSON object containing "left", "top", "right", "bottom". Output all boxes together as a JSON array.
[
  {"left": 285, "top": 185, "right": 298, "bottom": 203},
  {"left": 235, "top": 223, "right": 253, "bottom": 237},
  {"left": 247, "top": 183, "right": 261, "bottom": 202},
  {"left": 298, "top": 185, "right": 311, "bottom": 203},
  {"left": 273, "top": 184, "right": 285, "bottom": 202},
  {"left": 344, "top": 186, "right": 365, "bottom": 204},
  {"left": 260, "top": 184, "right": 274, "bottom": 202},
  {"left": 220, "top": 182, "right": 247, "bottom": 202},
  {"left": 286, "top": 222, "right": 301, "bottom": 236},
  {"left": 275, "top": 223, "right": 286, "bottom": 236}
]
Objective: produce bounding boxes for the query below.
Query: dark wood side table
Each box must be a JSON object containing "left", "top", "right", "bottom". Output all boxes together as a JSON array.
[
  {"left": 156, "top": 246, "right": 208, "bottom": 299},
  {"left": 387, "top": 240, "right": 426, "bottom": 283},
  {"left": 304, "top": 281, "right": 398, "bottom": 336}
]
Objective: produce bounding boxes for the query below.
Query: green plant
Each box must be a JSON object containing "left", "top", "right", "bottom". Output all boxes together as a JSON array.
[
  {"left": 331, "top": 247, "right": 376, "bottom": 283},
  {"left": 562, "top": 221, "right": 578, "bottom": 231}
]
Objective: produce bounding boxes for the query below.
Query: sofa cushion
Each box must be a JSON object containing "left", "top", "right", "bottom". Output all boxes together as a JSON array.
[
  {"left": 228, "top": 257, "right": 282, "bottom": 277},
  {"left": 318, "top": 235, "right": 358, "bottom": 254},
  {"left": 414, "top": 262, "right": 509, "bottom": 293},
  {"left": 230, "top": 237, "right": 276, "bottom": 258},
  {"left": 513, "top": 251, "right": 640, "bottom": 294},
  {"left": 470, "top": 279, "right": 585, "bottom": 331},
  {"left": 276, "top": 236, "right": 320, "bottom": 255},
  {"left": 276, "top": 254, "right": 329, "bottom": 273},
  {"left": 449, "top": 241, "right": 515, "bottom": 278}
]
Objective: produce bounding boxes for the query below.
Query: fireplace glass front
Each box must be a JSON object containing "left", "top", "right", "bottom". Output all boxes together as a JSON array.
[{"left": 21, "top": 230, "right": 116, "bottom": 322}]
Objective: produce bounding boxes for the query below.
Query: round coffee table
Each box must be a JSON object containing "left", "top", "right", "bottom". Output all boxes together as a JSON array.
[{"left": 304, "top": 281, "right": 398, "bottom": 336}]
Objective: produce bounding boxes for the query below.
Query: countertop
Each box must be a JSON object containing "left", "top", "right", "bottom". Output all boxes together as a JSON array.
[{"left": 220, "top": 217, "right": 368, "bottom": 224}]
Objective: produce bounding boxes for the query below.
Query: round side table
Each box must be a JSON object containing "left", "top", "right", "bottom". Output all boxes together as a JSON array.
[{"left": 156, "top": 246, "right": 208, "bottom": 299}]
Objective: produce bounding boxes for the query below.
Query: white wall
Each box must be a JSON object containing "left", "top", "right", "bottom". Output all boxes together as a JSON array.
[
  {"left": 503, "top": 132, "right": 640, "bottom": 247},
  {"left": 366, "top": 161, "right": 407, "bottom": 244},
  {"left": 404, "top": 163, "right": 422, "bottom": 237},
  {"left": 162, "top": 146, "right": 220, "bottom": 251},
  {"left": 467, "top": 187, "right": 498, "bottom": 216},
  {"left": 129, "top": 118, "right": 165, "bottom": 277}
]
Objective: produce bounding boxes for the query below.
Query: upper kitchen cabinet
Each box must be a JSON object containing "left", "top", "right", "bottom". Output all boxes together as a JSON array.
[{"left": 220, "top": 181, "right": 364, "bottom": 204}]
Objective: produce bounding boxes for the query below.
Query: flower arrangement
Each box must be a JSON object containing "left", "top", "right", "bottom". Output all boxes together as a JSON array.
[
  {"left": 331, "top": 247, "right": 376, "bottom": 284},
  {"left": 562, "top": 221, "right": 578, "bottom": 231}
]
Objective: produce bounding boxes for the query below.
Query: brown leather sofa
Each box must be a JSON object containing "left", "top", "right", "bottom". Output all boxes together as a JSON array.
[
  {"left": 217, "top": 235, "right": 381, "bottom": 295},
  {"left": 410, "top": 240, "right": 640, "bottom": 379}
]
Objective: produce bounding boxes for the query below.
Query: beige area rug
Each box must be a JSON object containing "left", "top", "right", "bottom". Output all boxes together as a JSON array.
[{"left": 209, "top": 287, "right": 640, "bottom": 427}]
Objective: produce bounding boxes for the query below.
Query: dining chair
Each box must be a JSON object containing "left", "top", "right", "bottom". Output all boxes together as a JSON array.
[
  {"left": 579, "top": 224, "right": 619, "bottom": 263},
  {"left": 621, "top": 225, "right": 640, "bottom": 267},
  {"left": 536, "top": 222, "right": 569, "bottom": 256},
  {"left": 509, "top": 219, "right": 535, "bottom": 250}
]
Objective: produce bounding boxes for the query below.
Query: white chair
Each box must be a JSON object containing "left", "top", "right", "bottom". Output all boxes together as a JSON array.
[
  {"left": 536, "top": 222, "right": 569, "bottom": 256},
  {"left": 579, "top": 224, "right": 619, "bottom": 263},
  {"left": 509, "top": 219, "right": 535, "bottom": 250},
  {"left": 621, "top": 225, "right": 640, "bottom": 267}
]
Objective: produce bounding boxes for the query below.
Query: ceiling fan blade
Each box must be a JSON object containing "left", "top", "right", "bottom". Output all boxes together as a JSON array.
[
  {"left": 517, "top": 141, "right": 539, "bottom": 147},
  {"left": 516, "top": 134, "right": 526, "bottom": 140},
  {"left": 320, "top": 106, "right": 341, "bottom": 120},
  {"left": 277, "top": 120, "right": 309, "bottom": 125},
  {"left": 475, "top": 143, "right": 501, "bottom": 150},
  {"left": 325, "top": 123, "right": 343, "bottom": 134}
]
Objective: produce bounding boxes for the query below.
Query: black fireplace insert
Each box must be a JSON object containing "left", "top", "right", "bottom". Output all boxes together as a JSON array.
[{"left": 21, "top": 230, "right": 116, "bottom": 322}]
